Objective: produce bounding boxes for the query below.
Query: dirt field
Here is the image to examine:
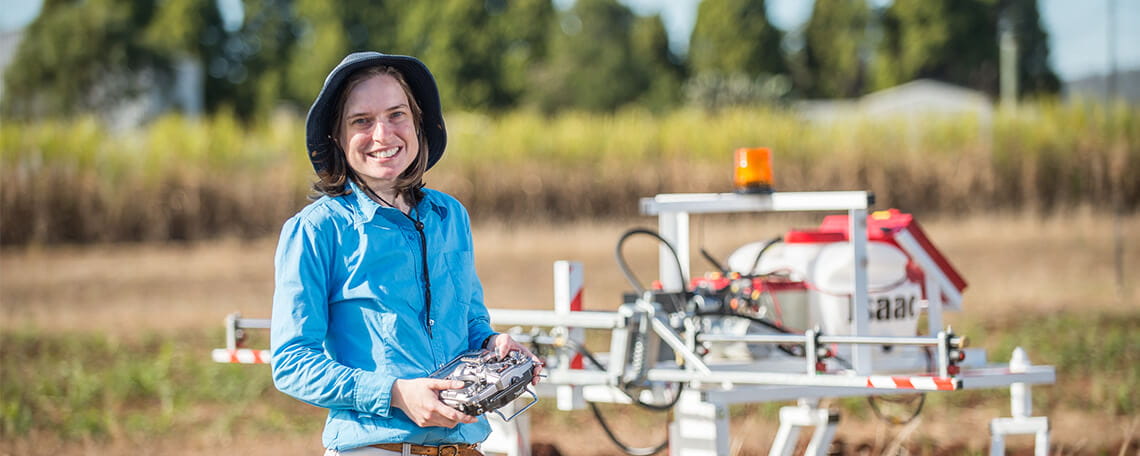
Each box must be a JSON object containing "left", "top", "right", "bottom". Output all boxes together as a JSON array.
[
  {"left": 2, "top": 211, "right": 1138, "bottom": 454},
  {"left": 3, "top": 210, "right": 1134, "bottom": 332}
]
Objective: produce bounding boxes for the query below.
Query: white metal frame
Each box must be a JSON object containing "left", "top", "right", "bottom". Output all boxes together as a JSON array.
[
  {"left": 641, "top": 191, "right": 875, "bottom": 373},
  {"left": 989, "top": 348, "right": 1050, "bottom": 456},
  {"left": 769, "top": 400, "right": 839, "bottom": 456}
]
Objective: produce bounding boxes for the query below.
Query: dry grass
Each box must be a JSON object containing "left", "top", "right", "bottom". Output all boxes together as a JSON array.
[
  {"left": 4, "top": 103, "right": 1137, "bottom": 245},
  {"left": 3, "top": 211, "right": 1133, "bottom": 333}
]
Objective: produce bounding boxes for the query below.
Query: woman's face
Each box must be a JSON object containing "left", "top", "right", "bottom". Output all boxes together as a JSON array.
[{"left": 337, "top": 73, "right": 419, "bottom": 195}]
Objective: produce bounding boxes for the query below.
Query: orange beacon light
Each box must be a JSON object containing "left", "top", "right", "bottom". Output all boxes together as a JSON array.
[{"left": 733, "top": 147, "right": 774, "bottom": 194}]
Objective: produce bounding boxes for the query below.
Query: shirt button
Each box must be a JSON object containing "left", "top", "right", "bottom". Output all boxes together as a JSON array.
[{"left": 429, "top": 319, "right": 435, "bottom": 326}]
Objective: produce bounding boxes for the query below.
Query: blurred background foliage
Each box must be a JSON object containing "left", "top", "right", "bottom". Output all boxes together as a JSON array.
[
  {"left": 2, "top": 103, "right": 1136, "bottom": 244},
  {"left": 0, "top": 0, "right": 1135, "bottom": 246},
  {"left": 3, "top": 0, "right": 1062, "bottom": 118}
]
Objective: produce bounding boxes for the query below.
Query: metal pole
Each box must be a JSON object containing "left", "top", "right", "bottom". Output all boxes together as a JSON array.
[
  {"left": 225, "top": 312, "right": 239, "bottom": 350},
  {"left": 999, "top": 16, "right": 1018, "bottom": 110},
  {"left": 1108, "top": 0, "right": 1126, "bottom": 304},
  {"left": 850, "top": 209, "right": 871, "bottom": 374},
  {"left": 937, "top": 330, "right": 951, "bottom": 378},
  {"left": 658, "top": 211, "right": 689, "bottom": 292},
  {"left": 697, "top": 333, "right": 964, "bottom": 347},
  {"left": 553, "top": 261, "right": 585, "bottom": 411}
]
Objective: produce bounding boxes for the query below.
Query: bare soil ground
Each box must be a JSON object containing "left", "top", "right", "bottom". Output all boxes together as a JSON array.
[{"left": 2, "top": 210, "right": 1138, "bottom": 454}]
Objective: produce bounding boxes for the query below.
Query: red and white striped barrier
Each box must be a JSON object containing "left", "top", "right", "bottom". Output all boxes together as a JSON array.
[
  {"left": 212, "top": 348, "right": 272, "bottom": 364},
  {"left": 554, "top": 260, "right": 586, "bottom": 410},
  {"left": 554, "top": 260, "right": 585, "bottom": 370},
  {"left": 866, "top": 375, "right": 958, "bottom": 391}
]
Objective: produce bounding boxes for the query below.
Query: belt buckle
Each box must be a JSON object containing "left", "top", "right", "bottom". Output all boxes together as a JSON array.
[{"left": 437, "top": 444, "right": 461, "bottom": 456}]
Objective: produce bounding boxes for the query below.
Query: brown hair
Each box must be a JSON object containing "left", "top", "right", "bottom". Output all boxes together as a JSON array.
[{"left": 312, "top": 65, "right": 429, "bottom": 202}]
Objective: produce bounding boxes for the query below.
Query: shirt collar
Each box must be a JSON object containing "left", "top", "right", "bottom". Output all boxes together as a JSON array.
[
  {"left": 346, "top": 179, "right": 439, "bottom": 227},
  {"left": 346, "top": 179, "right": 383, "bottom": 226}
]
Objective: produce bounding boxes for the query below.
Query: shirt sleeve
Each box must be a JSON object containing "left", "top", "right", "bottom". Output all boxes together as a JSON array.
[{"left": 269, "top": 215, "right": 398, "bottom": 417}]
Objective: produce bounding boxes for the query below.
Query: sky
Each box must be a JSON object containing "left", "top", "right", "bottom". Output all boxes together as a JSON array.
[
  {"left": 2, "top": 0, "right": 1137, "bottom": 82},
  {"left": 617, "top": 0, "right": 1140, "bottom": 82}
]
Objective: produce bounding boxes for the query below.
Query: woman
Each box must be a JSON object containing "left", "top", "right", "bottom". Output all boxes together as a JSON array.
[{"left": 271, "top": 51, "right": 541, "bottom": 456}]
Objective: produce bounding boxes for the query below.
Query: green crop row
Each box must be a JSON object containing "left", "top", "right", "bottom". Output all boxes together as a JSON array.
[
  {"left": 2, "top": 310, "right": 1135, "bottom": 442},
  {"left": 2, "top": 102, "right": 1137, "bottom": 245},
  {"left": 0, "top": 330, "right": 309, "bottom": 440}
]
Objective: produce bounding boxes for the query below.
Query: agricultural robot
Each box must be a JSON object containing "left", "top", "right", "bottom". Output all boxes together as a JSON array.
[{"left": 214, "top": 155, "right": 1055, "bottom": 456}]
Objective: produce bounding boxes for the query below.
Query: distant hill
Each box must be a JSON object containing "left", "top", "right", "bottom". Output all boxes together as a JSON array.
[{"left": 1064, "top": 69, "right": 1140, "bottom": 102}]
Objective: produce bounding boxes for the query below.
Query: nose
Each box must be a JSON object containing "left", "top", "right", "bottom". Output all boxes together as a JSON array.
[{"left": 370, "top": 121, "right": 390, "bottom": 142}]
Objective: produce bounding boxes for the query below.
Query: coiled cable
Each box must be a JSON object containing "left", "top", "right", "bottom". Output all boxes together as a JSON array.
[{"left": 615, "top": 228, "right": 688, "bottom": 294}]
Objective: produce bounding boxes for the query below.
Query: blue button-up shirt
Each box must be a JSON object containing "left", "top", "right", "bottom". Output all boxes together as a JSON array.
[{"left": 270, "top": 181, "right": 496, "bottom": 450}]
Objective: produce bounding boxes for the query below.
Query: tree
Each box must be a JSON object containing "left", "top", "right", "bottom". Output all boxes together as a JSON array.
[
  {"left": 872, "top": 0, "right": 997, "bottom": 93},
  {"left": 209, "top": 0, "right": 300, "bottom": 119},
  {"left": 630, "top": 14, "right": 685, "bottom": 111},
  {"left": 2, "top": 0, "right": 305, "bottom": 120},
  {"left": 685, "top": 0, "right": 790, "bottom": 108},
  {"left": 487, "top": 0, "right": 557, "bottom": 108},
  {"left": 526, "top": 0, "right": 646, "bottom": 112},
  {"left": 396, "top": 0, "right": 555, "bottom": 111},
  {"left": 688, "top": 0, "right": 785, "bottom": 77},
  {"left": 2, "top": 0, "right": 167, "bottom": 118},
  {"left": 1000, "top": 0, "right": 1060, "bottom": 96},
  {"left": 800, "top": 0, "right": 872, "bottom": 98},
  {"left": 871, "top": 0, "right": 1058, "bottom": 97},
  {"left": 284, "top": 0, "right": 408, "bottom": 107},
  {"left": 142, "top": 0, "right": 228, "bottom": 116}
]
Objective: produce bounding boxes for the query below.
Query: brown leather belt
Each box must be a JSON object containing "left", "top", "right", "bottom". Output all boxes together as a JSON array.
[{"left": 370, "top": 443, "right": 482, "bottom": 456}]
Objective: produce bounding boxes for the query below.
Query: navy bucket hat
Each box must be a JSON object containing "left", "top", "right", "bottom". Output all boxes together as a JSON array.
[{"left": 305, "top": 51, "right": 447, "bottom": 173}]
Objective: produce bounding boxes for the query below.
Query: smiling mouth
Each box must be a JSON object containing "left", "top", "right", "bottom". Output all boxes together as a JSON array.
[{"left": 367, "top": 147, "right": 400, "bottom": 159}]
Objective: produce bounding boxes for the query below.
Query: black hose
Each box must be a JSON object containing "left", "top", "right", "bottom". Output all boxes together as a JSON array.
[
  {"left": 699, "top": 247, "right": 729, "bottom": 275},
  {"left": 691, "top": 310, "right": 855, "bottom": 368},
  {"left": 866, "top": 346, "right": 932, "bottom": 425},
  {"left": 747, "top": 236, "right": 783, "bottom": 276},
  {"left": 571, "top": 340, "right": 675, "bottom": 455},
  {"left": 868, "top": 393, "right": 926, "bottom": 425},
  {"left": 615, "top": 228, "right": 687, "bottom": 295},
  {"left": 694, "top": 309, "right": 789, "bottom": 334},
  {"left": 612, "top": 228, "right": 687, "bottom": 410},
  {"left": 569, "top": 339, "right": 683, "bottom": 412},
  {"left": 693, "top": 310, "right": 804, "bottom": 357},
  {"left": 588, "top": 402, "right": 669, "bottom": 456}
]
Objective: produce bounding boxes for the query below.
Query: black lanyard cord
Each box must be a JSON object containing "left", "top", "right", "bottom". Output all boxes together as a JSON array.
[
  {"left": 362, "top": 184, "right": 433, "bottom": 338},
  {"left": 413, "top": 216, "right": 432, "bottom": 338}
]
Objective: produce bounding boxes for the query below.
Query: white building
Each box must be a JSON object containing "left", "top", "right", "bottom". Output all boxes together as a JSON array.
[{"left": 797, "top": 79, "right": 994, "bottom": 123}]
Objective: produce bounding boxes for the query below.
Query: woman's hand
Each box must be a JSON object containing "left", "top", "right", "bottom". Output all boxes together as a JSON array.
[
  {"left": 488, "top": 334, "right": 545, "bottom": 385},
  {"left": 390, "top": 378, "right": 477, "bottom": 428}
]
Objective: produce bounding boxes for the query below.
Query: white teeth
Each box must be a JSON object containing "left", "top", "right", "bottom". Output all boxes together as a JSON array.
[{"left": 373, "top": 148, "right": 399, "bottom": 159}]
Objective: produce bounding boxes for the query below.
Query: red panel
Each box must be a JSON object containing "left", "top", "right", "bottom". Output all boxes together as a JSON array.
[{"left": 813, "top": 209, "right": 967, "bottom": 293}]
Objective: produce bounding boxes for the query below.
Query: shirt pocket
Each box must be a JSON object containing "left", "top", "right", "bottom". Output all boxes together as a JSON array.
[
  {"left": 442, "top": 250, "right": 473, "bottom": 304},
  {"left": 327, "top": 304, "right": 397, "bottom": 372},
  {"left": 429, "top": 250, "right": 473, "bottom": 340}
]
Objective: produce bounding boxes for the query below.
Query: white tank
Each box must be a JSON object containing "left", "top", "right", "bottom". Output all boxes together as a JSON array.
[
  {"left": 811, "top": 241, "right": 921, "bottom": 337},
  {"left": 727, "top": 240, "right": 787, "bottom": 276},
  {"left": 728, "top": 233, "right": 922, "bottom": 337},
  {"left": 726, "top": 232, "right": 842, "bottom": 333}
]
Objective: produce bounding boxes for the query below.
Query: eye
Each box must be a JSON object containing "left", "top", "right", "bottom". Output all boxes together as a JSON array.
[{"left": 350, "top": 117, "right": 370, "bottom": 126}]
